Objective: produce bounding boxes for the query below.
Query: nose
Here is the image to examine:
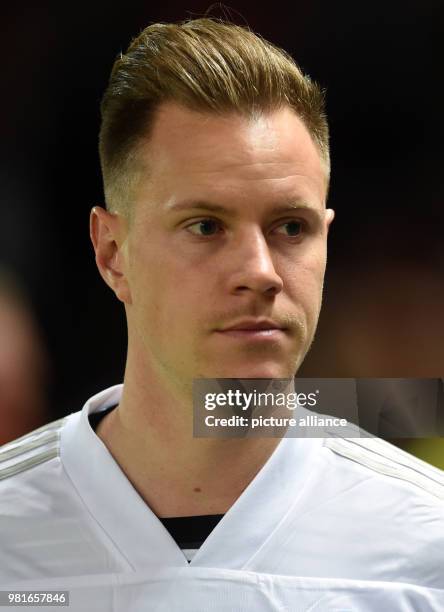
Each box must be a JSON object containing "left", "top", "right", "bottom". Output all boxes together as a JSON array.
[{"left": 228, "top": 228, "right": 283, "bottom": 297}]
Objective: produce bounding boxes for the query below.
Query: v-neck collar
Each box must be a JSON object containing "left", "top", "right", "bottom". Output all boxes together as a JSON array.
[{"left": 61, "top": 385, "right": 323, "bottom": 571}]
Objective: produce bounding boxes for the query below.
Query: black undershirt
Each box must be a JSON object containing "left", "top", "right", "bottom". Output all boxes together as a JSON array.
[{"left": 89, "top": 406, "right": 224, "bottom": 560}]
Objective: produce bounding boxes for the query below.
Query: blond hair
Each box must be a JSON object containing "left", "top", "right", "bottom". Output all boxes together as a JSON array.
[{"left": 99, "top": 18, "right": 330, "bottom": 215}]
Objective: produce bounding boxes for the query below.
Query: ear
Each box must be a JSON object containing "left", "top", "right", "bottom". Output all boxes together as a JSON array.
[
  {"left": 90, "top": 206, "right": 132, "bottom": 304},
  {"left": 325, "top": 208, "right": 335, "bottom": 234}
]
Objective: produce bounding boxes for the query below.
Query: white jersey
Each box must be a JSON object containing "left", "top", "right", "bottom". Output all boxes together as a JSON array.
[{"left": 1, "top": 385, "right": 444, "bottom": 611}]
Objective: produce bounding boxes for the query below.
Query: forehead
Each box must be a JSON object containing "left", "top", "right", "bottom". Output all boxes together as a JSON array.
[{"left": 136, "top": 102, "right": 327, "bottom": 208}]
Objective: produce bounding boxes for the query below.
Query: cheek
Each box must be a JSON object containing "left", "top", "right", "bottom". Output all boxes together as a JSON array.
[
  {"left": 283, "top": 247, "right": 326, "bottom": 292},
  {"left": 129, "top": 248, "right": 204, "bottom": 328}
]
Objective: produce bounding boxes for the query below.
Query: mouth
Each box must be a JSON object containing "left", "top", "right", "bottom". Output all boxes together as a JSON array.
[
  {"left": 216, "top": 328, "right": 285, "bottom": 339},
  {"left": 216, "top": 319, "right": 288, "bottom": 341}
]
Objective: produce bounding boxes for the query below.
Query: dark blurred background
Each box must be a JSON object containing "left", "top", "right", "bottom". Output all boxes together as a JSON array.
[{"left": 0, "top": 1, "right": 443, "bottom": 463}]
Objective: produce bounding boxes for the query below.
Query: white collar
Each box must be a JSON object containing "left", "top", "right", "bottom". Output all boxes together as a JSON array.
[{"left": 61, "top": 385, "right": 324, "bottom": 570}]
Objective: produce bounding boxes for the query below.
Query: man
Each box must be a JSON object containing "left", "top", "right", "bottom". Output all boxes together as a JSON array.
[
  {"left": 0, "top": 268, "right": 49, "bottom": 445},
  {"left": 1, "top": 18, "right": 443, "bottom": 611}
]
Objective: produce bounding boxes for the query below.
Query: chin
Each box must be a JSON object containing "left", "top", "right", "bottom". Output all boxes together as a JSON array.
[{"left": 212, "top": 363, "right": 297, "bottom": 380}]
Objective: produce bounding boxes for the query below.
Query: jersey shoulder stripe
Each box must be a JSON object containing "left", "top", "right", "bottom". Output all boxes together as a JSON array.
[
  {"left": 0, "top": 417, "right": 67, "bottom": 481},
  {"left": 325, "top": 436, "right": 444, "bottom": 500}
]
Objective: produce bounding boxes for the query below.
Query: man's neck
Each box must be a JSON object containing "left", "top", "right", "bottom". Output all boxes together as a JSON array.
[{"left": 95, "top": 380, "right": 283, "bottom": 518}]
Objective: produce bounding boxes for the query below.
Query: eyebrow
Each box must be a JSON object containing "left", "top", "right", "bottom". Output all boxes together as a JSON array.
[{"left": 166, "top": 199, "right": 323, "bottom": 219}]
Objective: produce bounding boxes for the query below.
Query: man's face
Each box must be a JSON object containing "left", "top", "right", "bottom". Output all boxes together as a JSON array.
[{"left": 116, "top": 103, "right": 333, "bottom": 387}]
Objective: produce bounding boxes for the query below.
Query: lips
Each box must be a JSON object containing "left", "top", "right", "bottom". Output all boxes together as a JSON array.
[{"left": 219, "top": 318, "right": 286, "bottom": 332}]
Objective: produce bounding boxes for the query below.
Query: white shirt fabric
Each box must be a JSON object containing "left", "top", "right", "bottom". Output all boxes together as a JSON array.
[{"left": 1, "top": 384, "right": 444, "bottom": 611}]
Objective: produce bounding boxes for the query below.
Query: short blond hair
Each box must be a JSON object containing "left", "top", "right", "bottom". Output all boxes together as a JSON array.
[{"left": 99, "top": 18, "right": 330, "bottom": 215}]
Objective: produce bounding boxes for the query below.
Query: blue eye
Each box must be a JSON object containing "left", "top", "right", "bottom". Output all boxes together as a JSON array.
[
  {"left": 187, "top": 219, "right": 221, "bottom": 236},
  {"left": 275, "top": 221, "right": 303, "bottom": 236}
]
